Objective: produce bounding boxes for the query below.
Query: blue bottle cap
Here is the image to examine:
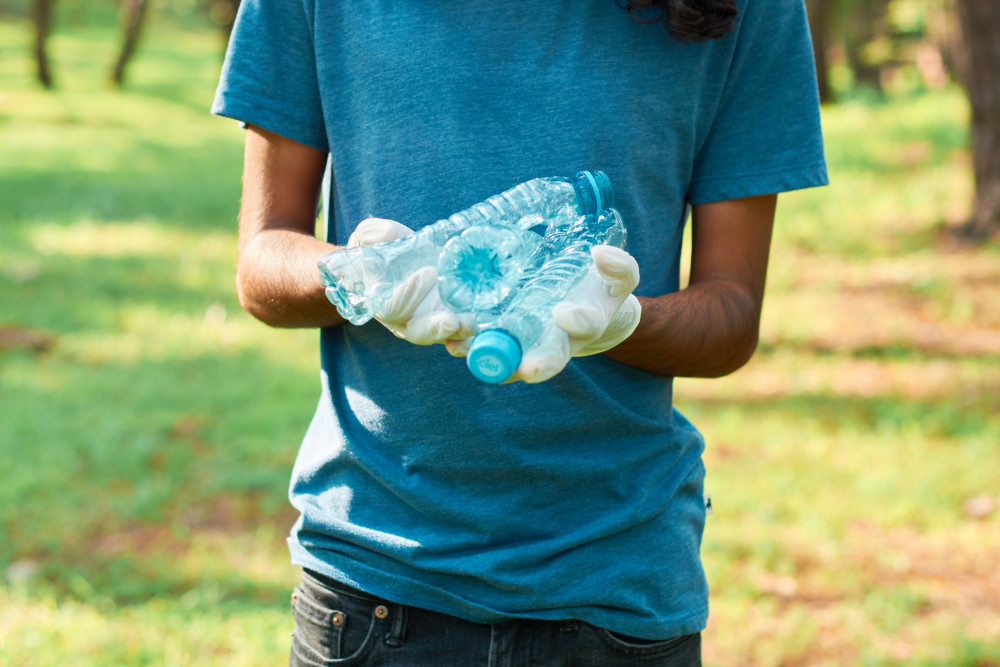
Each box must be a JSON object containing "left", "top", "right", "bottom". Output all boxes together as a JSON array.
[
  {"left": 467, "top": 330, "right": 522, "bottom": 384},
  {"left": 574, "top": 171, "right": 615, "bottom": 215},
  {"left": 590, "top": 170, "right": 614, "bottom": 209}
]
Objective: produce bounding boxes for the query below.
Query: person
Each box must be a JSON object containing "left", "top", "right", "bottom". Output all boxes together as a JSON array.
[{"left": 212, "top": 0, "right": 827, "bottom": 664}]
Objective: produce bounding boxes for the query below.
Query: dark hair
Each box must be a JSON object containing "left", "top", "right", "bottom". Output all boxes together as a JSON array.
[{"left": 618, "top": 0, "right": 738, "bottom": 42}]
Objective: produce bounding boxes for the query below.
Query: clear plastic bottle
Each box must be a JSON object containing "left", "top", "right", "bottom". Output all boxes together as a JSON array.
[
  {"left": 436, "top": 224, "right": 543, "bottom": 315},
  {"left": 319, "top": 171, "right": 613, "bottom": 325},
  {"left": 465, "top": 208, "right": 628, "bottom": 384}
]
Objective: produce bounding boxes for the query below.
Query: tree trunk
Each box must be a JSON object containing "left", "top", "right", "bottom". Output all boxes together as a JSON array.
[
  {"left": 111, "top": 0, "right": 152, "bottom": 86},
  {"left": 806, "top": 0, "right": 834, "bottom": 104},
  {"left": 954, "top": 0, "right": 1000, "bottom": 240},
  {"left": 216, "top": 0, "right": 241, "bottom": 41},
  {"left": 31, "top": 0, "right": 55, "bottom": 88},
  {"left": 843, "top": 0, "right": 889, "bottom": 93}
]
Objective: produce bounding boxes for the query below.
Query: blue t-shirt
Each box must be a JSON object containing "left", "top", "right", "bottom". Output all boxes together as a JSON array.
[{"left": 213, "top": 0, "right": 827, "bottom": 640}]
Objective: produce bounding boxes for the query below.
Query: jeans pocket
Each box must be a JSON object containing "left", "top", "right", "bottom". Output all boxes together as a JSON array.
[
  {"left": 290, "top": 578, "right": 382, "bottom": 666},
  {"left": 593, "top": 626, "right": 701, "bottom": 662}
]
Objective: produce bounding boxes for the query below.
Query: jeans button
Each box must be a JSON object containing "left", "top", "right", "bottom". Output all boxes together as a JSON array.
[
  {"left": 374, "top": 605, "right": 389, "bottom": 619},
  {"left": 331, "top": 611, "right": 345, "bottom": 627}
]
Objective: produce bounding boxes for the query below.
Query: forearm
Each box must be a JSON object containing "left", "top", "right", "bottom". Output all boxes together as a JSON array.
[
  {"left": 603, "top": 194, "right": 775, "bottom": 378},
  {"left": 237, "top": 226, "right": 345, "bottom": 329},
  {"left": 236, "top": 125, "right": 341, "bottom": 329},
  {"left": 602, "top": 279, "right": 761, "bottom": 378}
]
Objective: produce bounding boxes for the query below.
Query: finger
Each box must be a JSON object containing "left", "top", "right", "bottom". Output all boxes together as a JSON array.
[
  {"left": 398, "top": 311, "right": 462, "bottom": 346},
  {"left": 516, "top": 325, "right": 571, "bottom": 384},
  {"left": 444, "top": 313, "right": 476, "bottom": 357},
  {"left": 406, "top": 280, "right": 473, "bottom": 345},
  {"left": 442, "top": 314, "right": 477, "bottom": 354},
  {"left": 445, "top": 337, "right": 473, "bottom": 358},
  {"left": 377, "top": 266, "right": 436, "bottom": 325},
  {"left": 347, "top": 218, "right": 414, "bottom": 248},
  {"left": 551, "top": 297, "right": 608, "bottom": 340},
  {"left": 569, "top": 294, "right": 642, "bottom": 357},
  {"left": 452, "top": 313, "right": 477, "bottom": 341},
  {"left": 551, "top": 266, "right": 615, "bottom": 338},
  {"left": 590, "top": 245, "right": 640, "bottom": 297}
]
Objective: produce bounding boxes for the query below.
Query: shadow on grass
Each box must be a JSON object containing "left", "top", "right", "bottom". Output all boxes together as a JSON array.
[
  {"left": 0, "top": 138, "right": 243, "bottom": 234},
  {"left": 3, "top": 242, "right": 238, "bottom": 331},
  {"left": 4, "top": 338, "right": 995, "bottom": 609},
  {"left": 682, "top": 389, "right": 996, "bottom": 441},
  {"left": 757, "top": 339, "right": 1000, "bottom": 363},
  {"left": 1, "top": 340, "right": 317, "bottom": 606}
]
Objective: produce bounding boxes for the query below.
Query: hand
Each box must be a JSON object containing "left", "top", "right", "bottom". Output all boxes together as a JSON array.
[
  {"left": 519, "top": 245, "right": 641, "bottom": 382},
  {"left": 447, "top": 245, "right": 641, "bottom": 383},
  {"left": 550, "top": 245, "right": 642, "bottom": 357},
  {"left": 347, "top": 218, "right": 474, "bottom": 345}
]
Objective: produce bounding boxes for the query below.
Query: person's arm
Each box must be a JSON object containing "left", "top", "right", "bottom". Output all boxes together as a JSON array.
[
  {"left": 603, "top": 193, "right": 777, "bottom": 378},
  {"left": 235, "top": 125, "right": 344, "bottom": 328},
  {"left": 235, "top": 125, "right": 465, "bottom": 340}
]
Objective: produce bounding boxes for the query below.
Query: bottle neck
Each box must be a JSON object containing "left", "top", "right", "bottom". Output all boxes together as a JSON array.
[{"left": 572, "top": 171, "right": 613, "bottom": 216}]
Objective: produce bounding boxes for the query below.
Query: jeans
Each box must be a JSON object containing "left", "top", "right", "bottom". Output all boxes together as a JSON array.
[{"left": 290, "top": 569, "right": 701, "bottom": 666}]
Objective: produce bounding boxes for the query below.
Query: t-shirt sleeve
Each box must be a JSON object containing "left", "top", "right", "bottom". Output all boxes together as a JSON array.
[
  {"left": 688, "top": 0, "right": 828, "bottom": 205},
  {"left": 211, "top": 0, "right": 329, "bottom": 152}
]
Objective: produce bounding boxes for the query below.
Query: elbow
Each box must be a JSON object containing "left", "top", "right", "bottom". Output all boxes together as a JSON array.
[
  {"left": 235, "top": 267, "right": 280, "bottom": 327},
  {"left": 704, "top": 287, "right": 763, "bottom": 377},
  {"left": 235, "top": 277, "right": 265, "bottom": 323},
  {"left": 235, "top": 238, "right": 293, "bottom": 327},
  {"left": 705, "top": 329, "right": 760, "bottom": 378}
]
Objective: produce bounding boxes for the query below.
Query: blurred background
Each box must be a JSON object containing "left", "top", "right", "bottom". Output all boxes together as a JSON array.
[{"left": 1, "top": 0, "right": 998, "bottom": 664}]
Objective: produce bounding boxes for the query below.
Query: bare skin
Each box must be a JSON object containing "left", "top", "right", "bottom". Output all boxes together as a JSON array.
[
  {"left": 236, "top": 125, "right": 777, "bottom": 378},
  {"left": 603, "top": 195, "right": 776, "bottom": 378},
  {"left": 236, "top": 125, "right": 338, "bottom": 328}
]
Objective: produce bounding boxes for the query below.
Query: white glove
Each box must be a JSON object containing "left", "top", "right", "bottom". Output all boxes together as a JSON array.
[
  {"left": 346, "top": 218, "right": 474, "bottom": 345},
  {"left": 447, "top": 244, "right": 641, "bottom": 383}
]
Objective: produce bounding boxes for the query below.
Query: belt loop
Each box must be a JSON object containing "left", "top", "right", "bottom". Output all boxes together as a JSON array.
[
  {"left": 559, "top": 619, "right": 579, "bottom": 633},
  {"left": 384, "top": 603, "right": 408, "bottom": 648}
]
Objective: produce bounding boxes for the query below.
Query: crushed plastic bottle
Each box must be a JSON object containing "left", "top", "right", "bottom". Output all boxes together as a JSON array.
[
  {"left": 319, "top": 171, "right": 613, "bottom": 325},
  {"left": 465, "top": 208, "right": 628, "bottom": 384},
  {"left": 436, "top": 224, "right": 543, "bottom": 315}
]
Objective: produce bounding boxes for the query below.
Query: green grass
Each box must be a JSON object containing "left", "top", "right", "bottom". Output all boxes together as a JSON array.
[
  {"left": 1, "top": 10, "right": 309, "bottom": 664},
  {"left": 2, "top": 8, "right": 999, "bottom": 666},
  {"left": 675, "top": 73, "right": 1000, "bottom": 665}
]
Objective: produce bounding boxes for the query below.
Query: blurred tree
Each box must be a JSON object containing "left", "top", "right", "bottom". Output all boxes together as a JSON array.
[
  {"left": 843, "top": 0, "right": 891, "bottom": 92},
  {"left": 207, "top": 0, "right": 239, "bottom": 40},
  {"left": 111, "top": 0, "right": 151, "bottom": 86},
  {"left": 30, "top": 0, "right": 55, "bottom": 88},
  {"left": 806, "top": 0, "right": 960, "bottom": 101},
  {"left": 806, "top": 0, "right": 835, "bottom": 104},
  {"left": 806, "top": 0, "right": 904, "bottom": 101},
  {"left": 22, "top": 0, "right": 236, "bottom": 88},
  {"left": 912, "top": 0, "right": 956, "bottom": 89},
  {"left": 953, "top": 0, "right": 1000, "bottom": 240}
]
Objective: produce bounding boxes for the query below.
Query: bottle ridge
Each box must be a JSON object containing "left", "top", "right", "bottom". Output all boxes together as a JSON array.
[
  {"left": 465, "top": 208, "right": 628, "bottom": 384},
  {"left": 319, "top": 172, "right": 613, "bottom": 325}
]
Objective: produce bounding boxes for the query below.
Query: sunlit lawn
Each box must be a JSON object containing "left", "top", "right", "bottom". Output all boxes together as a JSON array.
[{"left": 1, "top": 7, "right": 998, "bottom": 666}]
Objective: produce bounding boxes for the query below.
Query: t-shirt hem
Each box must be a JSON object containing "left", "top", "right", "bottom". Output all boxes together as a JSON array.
[
  {"left": 288, "top": 539, "right": 708, "bottom": 640},
  {"left": 688, "top": 160, "right": 829, "bottom": 205},
  {"left": 211, "top": 92, "right": 330, "bottom": 153}
]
